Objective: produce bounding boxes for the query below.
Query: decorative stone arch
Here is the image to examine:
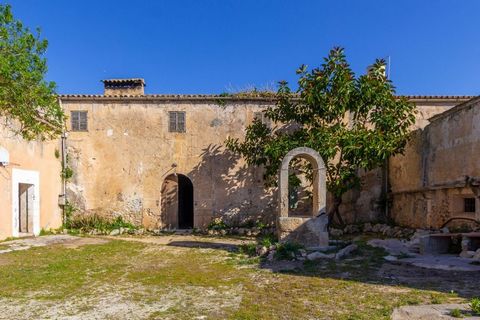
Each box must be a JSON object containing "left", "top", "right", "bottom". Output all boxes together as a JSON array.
[{"left": 279, "top": 147, "right": 326, "bottom": 218}]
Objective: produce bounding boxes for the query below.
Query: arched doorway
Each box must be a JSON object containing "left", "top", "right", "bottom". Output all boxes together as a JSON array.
[{"left": 161, "top": 174, "right": 194, "bottom": 229}]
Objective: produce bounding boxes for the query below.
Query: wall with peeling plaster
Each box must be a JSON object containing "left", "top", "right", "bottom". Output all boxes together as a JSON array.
[
  {"left": 61, "top": 92, "right": 468, "bottom": 229},
  {"left": 390, "top": 97, "right": 480, "bottom": 228}
]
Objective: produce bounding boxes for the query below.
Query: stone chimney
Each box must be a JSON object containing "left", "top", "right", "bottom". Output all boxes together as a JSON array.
[{"left": 102, "top": 78, "right": 145, "bottom": 96}]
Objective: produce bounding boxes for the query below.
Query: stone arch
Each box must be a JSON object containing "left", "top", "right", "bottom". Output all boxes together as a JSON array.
[{"left": 279, "top": 147, "right": 326, "bottom": 218}]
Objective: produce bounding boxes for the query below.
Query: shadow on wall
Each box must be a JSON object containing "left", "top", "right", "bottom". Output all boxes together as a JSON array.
[{"left": 187, "top": 144, "right": 277, "bottom": 228}]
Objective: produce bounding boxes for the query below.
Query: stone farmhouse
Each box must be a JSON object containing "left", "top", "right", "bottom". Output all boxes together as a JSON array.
[{"left": 0, "top": 78, "right": 478, "bottom": 240}]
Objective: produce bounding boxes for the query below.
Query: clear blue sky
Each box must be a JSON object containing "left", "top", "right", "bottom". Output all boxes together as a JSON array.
[{"left": 5, "top": 0, "right": 480, "bottom": 95}]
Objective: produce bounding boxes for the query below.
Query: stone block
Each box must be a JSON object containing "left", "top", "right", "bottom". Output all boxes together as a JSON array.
[
  {"left": 277, "top": 215, "right": 329, "bottom": 249},
  {"left": 419, "top": 235, "right": 450, "bottom": 254}
]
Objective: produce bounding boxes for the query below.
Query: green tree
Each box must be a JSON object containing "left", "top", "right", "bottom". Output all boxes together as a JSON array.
[
  {"left": 0, "top": 4, "right": 63, "bottom": 140},
  {"left": 226, "top": 47, "right": 416, "bottom": 225}
]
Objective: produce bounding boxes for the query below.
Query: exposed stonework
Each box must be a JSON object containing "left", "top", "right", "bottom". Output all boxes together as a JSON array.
[
  {"left": 390, "top": 96, "right": 480, "bottom": 229},
  {"left": 59, "top": 79, "right": 473, "bottom": 231}
]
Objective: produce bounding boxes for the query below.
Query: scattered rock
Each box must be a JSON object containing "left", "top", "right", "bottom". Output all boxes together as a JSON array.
[
  {"left": 109, "top": 229, "right": 120, "bottom": 236},
  {"left": 384, "top": 255, "right": 398, "bottom": 262},
  {"left": 473, "top": 249, "right": 480, "bottom": 261},
  {"left": 306, "top": 251, "right": 334, "bottom": 260},
  {"left": 459, "top": 250, "right": 475, "bottom": 259},
  {"left": 256, "top": 246, "right": 268, "bottom": 256},
  {"left": 267, "top": 250, "right": 275, "bottom": 261},
  {"left": 335, "top": 244, "right": 358, "bottom": 260},
  {"left": 329, "top": 228, "right": 343, "bottom": 237},
  {"left": 363, "top": 223, "right": 373, "bottom": 233}
]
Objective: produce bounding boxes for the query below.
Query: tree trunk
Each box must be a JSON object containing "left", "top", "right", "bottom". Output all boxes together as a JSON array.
[{"left": 328, "top": 195, "right": 345, "bottom": 229}]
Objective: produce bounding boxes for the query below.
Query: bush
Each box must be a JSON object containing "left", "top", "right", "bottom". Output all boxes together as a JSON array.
[
  {"left": 238, "top": 243, "right": 257, "bottom": 256},
  {"left": 207, "top": 217, "right": 229, "bottom": 230},
  {"left": 450, "top": 308, "right": 463, "bottom": 318},
  {"left": 275, "top": 242, "right": 303, "bottom": 260},
  {"left": 259, "top": 233, "right": 277, "bottom": 248},
  {"left": 471, "top": 297, "right": 480, "bottom": 315},
  {"left": 66, "top": 214, "right": 136, "bottom": 233}
]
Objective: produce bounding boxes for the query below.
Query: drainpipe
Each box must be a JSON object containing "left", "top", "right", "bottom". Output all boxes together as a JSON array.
[{"left": 58, "top": 97, "right": 68, "bottom": 224}]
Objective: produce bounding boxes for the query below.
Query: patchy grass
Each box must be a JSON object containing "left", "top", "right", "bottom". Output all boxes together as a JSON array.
[{"left": 0, "top": 237, "right": 466, "bottom": 319}]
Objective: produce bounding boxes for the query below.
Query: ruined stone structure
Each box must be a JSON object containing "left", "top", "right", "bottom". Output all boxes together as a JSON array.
[{"left": 390, "top": 96, "right": 480, "bottom": 229}]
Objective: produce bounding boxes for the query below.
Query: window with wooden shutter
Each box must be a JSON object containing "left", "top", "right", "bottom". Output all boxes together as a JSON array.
[
  {"left": 253, "top": 111, "right": 271, "bottom": 128},
  {"left": 168, "top": 111, "right": 186, "bottom": 132},
  {"left": 71, "top": 111, "right": 88, "bottom": 131}
]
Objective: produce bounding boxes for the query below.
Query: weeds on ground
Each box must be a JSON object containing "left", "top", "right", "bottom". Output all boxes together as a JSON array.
[
  {"left": 66, "top": 215, "right": 136, "bottom": 233},
  {"left": 275, "top": 242, "right": 303, "bottom": 260},
  {"left": 450, "top": 308, "right": 464, "bottom": 318},
  {"left": 471, "top": 297, "right": 480, "bottom": 315}
]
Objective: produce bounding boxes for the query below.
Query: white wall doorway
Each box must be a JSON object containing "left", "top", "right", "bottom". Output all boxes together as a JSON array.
[{"left": 12, "top": 169, "right": 40, "bottom": 237}]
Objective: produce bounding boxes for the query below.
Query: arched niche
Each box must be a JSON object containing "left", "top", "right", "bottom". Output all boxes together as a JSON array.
[{"left": 279, "top": 147, "right": 326, "bottom": 218}]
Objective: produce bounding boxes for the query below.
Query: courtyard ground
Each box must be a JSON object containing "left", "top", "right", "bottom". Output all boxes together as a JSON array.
[{"left": 0, "top": 234, "right": 478, "bottom": 320}]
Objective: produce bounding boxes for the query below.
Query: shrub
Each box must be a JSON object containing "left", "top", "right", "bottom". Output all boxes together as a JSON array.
[
  {"left": 66, "top": 214, "right": 136, "bottom": 233},
  {"left": 450, "top": 308, "right": 463, "bottom": 318},
  {"left": 471, "top": 297, "right": 480, "bottom": 315},
  {"left": 275, "top": 242, "right": 303, "bottom": 260},
  {"left": 238, "top": 243, "right": 257, "bottom": 256},
  {"left": 207, "top": 217, "right": 229, "bottom": 230},
  {"left": 259, "top": 233, "right": 277, "bottom": 248}
]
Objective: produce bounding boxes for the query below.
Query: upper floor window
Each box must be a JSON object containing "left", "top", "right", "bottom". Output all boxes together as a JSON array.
[
  {"left": 254, "top": 111, "right": 271, "bottom": 128},
  {"left": 169, "top": 111, "right": 185, "bottom": 132},
  {"left": 464, "top": 197, "right": 476, "bottom": 213},
  {"left": 71, "top": 111, "right": 88, "bottom": 131}
]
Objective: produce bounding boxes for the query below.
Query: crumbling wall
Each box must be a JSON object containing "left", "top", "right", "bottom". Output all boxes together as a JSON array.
[
  {"left": 390, "top": 98, "right": 480, "bottom": 228},
  {"left": 63, "top": 99, "right": 277, "bottom": 229},
  {"left": 62, "top": 96, "right": 465, "bottom": 229}
]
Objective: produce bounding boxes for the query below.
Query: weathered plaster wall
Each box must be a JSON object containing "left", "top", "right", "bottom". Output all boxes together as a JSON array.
[
  {"left": 390, "top": 97, "right": 480, "bottom": 228},
  {"left": 340, "top": 99, "right": 463, "bottom": 225},
  {"left": 62, "top": 95, "right": 468, "bottom": 229},
  {"left": 0, "top": 125, "right": 62, "bottom": 240},
  {"left": 62, "top": 98, "right": 277, "bottom": 229}
]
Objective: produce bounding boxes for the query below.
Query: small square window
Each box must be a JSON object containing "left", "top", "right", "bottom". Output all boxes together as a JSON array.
[
  {"left": 464, "top": 198, "right": 476, "bottom": 213},
  {"left": 71, "top": 111, "right": 88, "bottom": 131},
  {"left": 169, "top": 111, "right": 186, "bottom": 132},
  {"left": 253, "top": 111, "right": 271, "bottom": 128}
]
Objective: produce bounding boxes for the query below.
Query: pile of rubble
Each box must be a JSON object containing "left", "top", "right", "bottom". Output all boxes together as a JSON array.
[
  {"left": 254, "top": 241, "right": 358, "bottom": 262},
  {"left": 206, "top": 226, "right": 275, "bottom": 237},
  {"left": 330, "top": 222, "right": 422, "bottom": 239}
]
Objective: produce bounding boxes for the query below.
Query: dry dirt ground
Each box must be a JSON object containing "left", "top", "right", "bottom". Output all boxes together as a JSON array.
[{"left": 0, "top": 234, "right": 478, "bottom": 319}]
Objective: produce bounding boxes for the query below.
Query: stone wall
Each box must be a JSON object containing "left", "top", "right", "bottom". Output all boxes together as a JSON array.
[
  {"left": 390, "top": 97, "right": 480, "bottom": 228},
  {"left": 61, "top": 93, "right": 470, "bottom": 229}
]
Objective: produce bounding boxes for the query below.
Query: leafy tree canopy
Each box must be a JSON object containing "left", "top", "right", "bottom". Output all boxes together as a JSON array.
[
  {"left": 0, "top": 4, "right": 63, "bottom": 140},
  {"left": 226, "top": 47, "right": 416, "bottom": 224}
]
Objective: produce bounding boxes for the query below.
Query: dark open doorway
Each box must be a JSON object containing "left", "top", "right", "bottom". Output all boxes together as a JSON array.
[
  {"left": 161, "top": 173, "right": 194, "bottom": 229},
  {"left": 177, "top": 174, "right": 194, "bottom": 229}
]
